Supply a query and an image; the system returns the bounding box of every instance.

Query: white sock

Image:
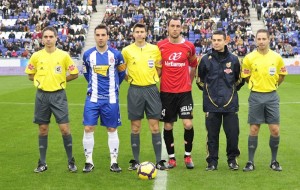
[185,152,191,156]
[108,130,119,165]
[83,131,94,164]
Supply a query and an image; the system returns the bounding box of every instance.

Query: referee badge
[55,65,62,74]
[148,59,154,68]
[269,67,276,76]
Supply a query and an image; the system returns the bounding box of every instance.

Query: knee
[183,120,193,130]
[60,124,70,136]
[150,126,160,134]
[131,125,141,134]
[38,125,49,136]
[270,128,280,137]
[249,127,259,136]
[107,127,117,133]
[164,123,173,130]
[84,126,95,133]
[61,128,70,136]
[39,128,48,136]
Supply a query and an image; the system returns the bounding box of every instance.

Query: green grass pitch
[0,75,299,190]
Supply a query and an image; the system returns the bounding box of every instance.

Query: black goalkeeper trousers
[205,112,240,166]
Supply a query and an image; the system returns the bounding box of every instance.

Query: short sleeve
[25,52,37,74]
[241,55,251,78]
[65,53,79,74]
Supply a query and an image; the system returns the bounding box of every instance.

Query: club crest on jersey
[226,62,231,68]
[109,57,115,64]
[224,62,232,74]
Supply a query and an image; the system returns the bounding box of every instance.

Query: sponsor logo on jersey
[69,65,75,71]
[280,67,287,73]
[180,105,193,115]
[28,63,35,70]
[243,69,250,74]
[93,65,110,76]
[168,52,182,61]
[164,61,186,67]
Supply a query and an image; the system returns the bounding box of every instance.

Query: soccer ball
[137,161,157,180]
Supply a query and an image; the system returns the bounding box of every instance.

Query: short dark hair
[256,29,270,38]
[94,24,109,34]
[167,17,182,26]
[42,26,57,37]
[212,30,226,40]
[132,23,147,32]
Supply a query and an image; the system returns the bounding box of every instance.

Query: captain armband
[117,63,126,72]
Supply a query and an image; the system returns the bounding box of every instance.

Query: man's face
[133,27,146,42]
[212,34,226,52]
[256,32,270,51]
[42,30,57,48]
[94,28,109,48]
[168,19,182,39]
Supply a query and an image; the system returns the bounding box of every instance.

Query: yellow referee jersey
[241,50,288,92]
[25,48,79,91]
[122,43,162,86]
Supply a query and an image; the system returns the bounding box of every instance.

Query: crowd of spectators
[1,0,300,59]
[102,0,300,57]
[260,0,300,57]
[101,0,257,56]
[0,0,91,59]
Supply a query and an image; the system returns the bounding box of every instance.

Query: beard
[170,33,180,39]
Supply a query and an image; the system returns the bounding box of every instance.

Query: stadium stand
[0,0,300,59]
[0,0,92,59]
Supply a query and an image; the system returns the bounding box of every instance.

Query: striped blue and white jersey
[82,47,125,103]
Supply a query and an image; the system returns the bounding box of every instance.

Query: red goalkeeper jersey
[158,38,197,93]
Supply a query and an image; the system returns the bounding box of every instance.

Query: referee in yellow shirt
[25,26,79,173]
[241,29,288,172]
[122,23,167,170]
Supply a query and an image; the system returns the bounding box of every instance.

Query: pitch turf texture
[0,75,299,190]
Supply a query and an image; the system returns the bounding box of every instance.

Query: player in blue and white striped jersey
[81,24,126,173]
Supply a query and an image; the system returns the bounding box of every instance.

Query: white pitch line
[153,127,168,190]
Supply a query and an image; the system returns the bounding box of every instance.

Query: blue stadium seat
[189,31,194,36]
[133,0,140,5]
[195,34,200,40]
[2,48,7,55]
[112,0,119,5]
[222,21,228,28]
[196,47,201,54]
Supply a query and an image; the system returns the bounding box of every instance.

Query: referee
[241,29,288,172]
[25,26,79,173]
[122,23,167,171]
